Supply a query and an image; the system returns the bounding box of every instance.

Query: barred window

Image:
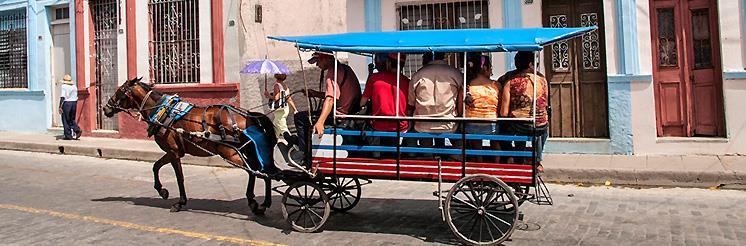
[0,9,27,89]
[148,0,200,84]
[397,1,489,76]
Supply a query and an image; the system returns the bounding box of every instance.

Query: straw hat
[61,74,73,85]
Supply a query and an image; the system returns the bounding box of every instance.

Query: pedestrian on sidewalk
[59,74,81,140]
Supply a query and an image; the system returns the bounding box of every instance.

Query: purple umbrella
[241,59,290,75]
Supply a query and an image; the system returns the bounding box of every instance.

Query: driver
[293,52,361,164]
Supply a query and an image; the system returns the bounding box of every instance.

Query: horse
[102,77,276,214]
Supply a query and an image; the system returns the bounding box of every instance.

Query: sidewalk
[1,131,744,188]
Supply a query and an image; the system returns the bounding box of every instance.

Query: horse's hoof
[248,200,264,215]
[158,189,169,200]
[254,205,267,215]
[170,203,182,212]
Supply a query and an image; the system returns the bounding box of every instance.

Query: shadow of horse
[92,195,460,245]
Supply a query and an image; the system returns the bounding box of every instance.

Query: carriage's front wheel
[281,181,330,233]
[444,175,519,245]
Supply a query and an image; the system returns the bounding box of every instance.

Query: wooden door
[650,0,724,137]
[543,0,609,138]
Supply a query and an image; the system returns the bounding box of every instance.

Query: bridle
[106,82,158,121]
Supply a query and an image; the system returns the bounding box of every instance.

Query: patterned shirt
[503,72,548,126]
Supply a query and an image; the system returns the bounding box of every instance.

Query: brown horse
[102,78,276,214]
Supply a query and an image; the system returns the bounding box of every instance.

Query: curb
[543,168,746,188]
[2,140,744,188]
[0,140,231,169]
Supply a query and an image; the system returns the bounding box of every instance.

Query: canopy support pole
[295,44,312,125]
[461,51,468,176]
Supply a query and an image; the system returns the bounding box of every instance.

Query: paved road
[0,150,744,246]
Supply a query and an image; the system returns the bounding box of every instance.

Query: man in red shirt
[359,53,409,158]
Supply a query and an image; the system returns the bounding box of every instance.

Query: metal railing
[148,0,200,84]
[396,0,489,77]
[0,9,27,89]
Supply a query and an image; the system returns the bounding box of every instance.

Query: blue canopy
[268,27,597,53]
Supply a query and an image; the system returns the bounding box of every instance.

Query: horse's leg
[169,158,188,212]
[260,177,272,209]
[153,154,172,199]
[246,173,264,215]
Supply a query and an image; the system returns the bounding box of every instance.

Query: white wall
[631,0,746,155]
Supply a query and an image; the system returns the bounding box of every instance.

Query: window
[0,9,27,89]
[55,7,70,20]
[396,1,489,76]
[148,0,200,84]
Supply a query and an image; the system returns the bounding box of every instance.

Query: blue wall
[0,0,72,133]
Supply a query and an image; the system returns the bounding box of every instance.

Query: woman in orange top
[465,54,500,162]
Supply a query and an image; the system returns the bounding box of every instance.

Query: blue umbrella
[241,59,290,75]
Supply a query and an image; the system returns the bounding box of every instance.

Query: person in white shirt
[59,74,81,140]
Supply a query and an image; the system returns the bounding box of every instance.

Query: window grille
[0,9,27,89]
[396,1,489,76]
[148,0,200,84]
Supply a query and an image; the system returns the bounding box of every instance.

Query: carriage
[261,27,597,245]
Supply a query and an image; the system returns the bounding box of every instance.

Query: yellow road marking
[0,204,283,246]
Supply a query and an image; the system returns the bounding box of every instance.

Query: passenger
[406,52,463,160]
[264,74,298,140]
[498,51,549,164]
[360,53,410,158]
[464,54,500,163]
[294,52,362,163]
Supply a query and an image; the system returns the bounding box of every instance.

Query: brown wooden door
[650,0,725,137]
[542,0,609,138]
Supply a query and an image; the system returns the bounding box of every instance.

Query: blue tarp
[268,27,597,53]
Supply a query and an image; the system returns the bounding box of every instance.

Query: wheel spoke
[466,212,480,240]
[483,215,495,242]
[458,213,478,232]
[484,212,505,239]
[485,211,513,227]
[308,207,324,220]
[306,209,318,227]
[452,196,478,209]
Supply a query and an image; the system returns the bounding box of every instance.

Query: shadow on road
[92,195,459,245]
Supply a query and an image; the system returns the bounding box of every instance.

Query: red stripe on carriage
[312,158,534,184]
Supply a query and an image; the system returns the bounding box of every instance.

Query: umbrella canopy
[241,59,291,75]
[268,27,597,53]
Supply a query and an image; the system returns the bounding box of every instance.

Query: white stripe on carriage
[316,167,533,180]
[314,161,533,173]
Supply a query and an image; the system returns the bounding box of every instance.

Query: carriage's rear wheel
[326,177,361,212]
[444,175,519,245]
[281,182,330,233]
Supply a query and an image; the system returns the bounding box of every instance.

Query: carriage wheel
[326,177,361,212]
[281,182,331,233]
[444,175,519,245]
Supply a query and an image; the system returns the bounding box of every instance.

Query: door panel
[51,24,71,128]
[650,0,724,137]
[543,0,609,138]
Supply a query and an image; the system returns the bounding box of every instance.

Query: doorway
[50,7,71,128]
[91,0,119,131]
[542,0,609,138]
[650,0,725,137]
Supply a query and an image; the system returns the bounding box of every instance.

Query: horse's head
[103,77,154,117]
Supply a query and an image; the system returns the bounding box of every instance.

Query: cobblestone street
[0,150,744,245]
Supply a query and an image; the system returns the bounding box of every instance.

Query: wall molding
[616,0,640,74]
[364,0,381,32]
[0,90,46,97]
[608,74,653,83]
[502,0,522,70]
[723,71,746,80]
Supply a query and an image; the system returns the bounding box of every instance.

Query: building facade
[0,0,74,133]
[348,0,746,155]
